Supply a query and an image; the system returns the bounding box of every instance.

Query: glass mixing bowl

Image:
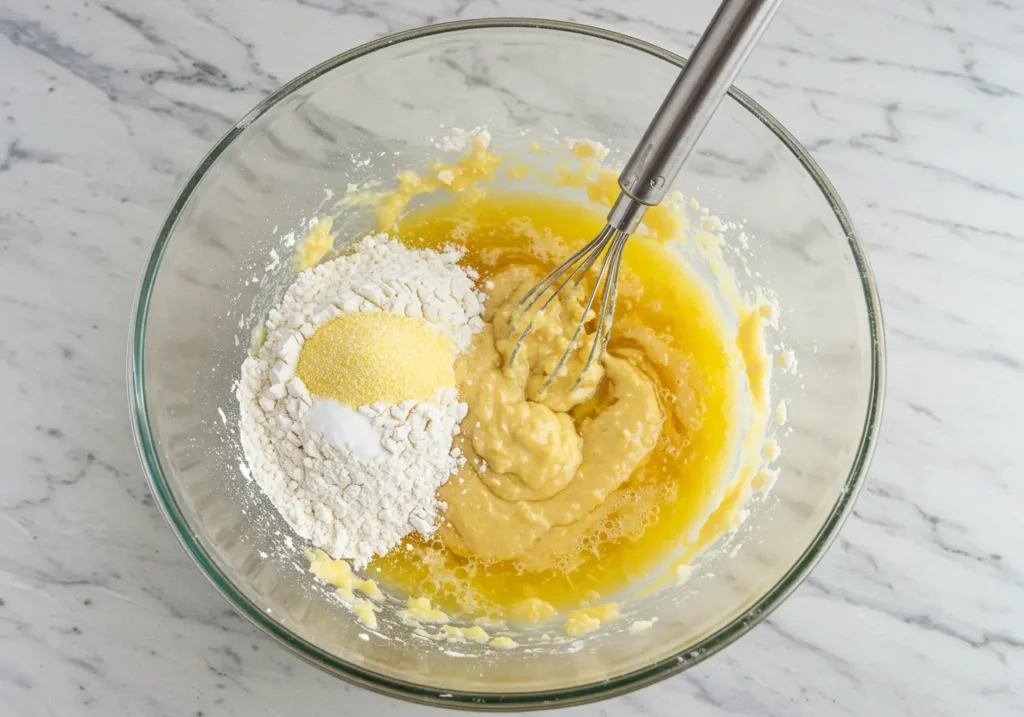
[128,19,884,709]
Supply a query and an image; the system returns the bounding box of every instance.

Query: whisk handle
[617,0,784,207]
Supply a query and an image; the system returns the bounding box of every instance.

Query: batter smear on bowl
[237,132,779,637]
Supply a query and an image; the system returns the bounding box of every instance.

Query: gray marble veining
[1,0,1022,715]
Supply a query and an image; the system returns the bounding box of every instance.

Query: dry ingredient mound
[237,233,486,567]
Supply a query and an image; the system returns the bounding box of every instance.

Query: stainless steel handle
[611,0,783,224]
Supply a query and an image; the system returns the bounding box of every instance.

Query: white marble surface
[2,0,1022,714]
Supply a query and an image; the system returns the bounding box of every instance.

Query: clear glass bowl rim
[127,17,886,711]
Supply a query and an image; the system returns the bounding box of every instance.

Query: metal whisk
[509,0,783,389]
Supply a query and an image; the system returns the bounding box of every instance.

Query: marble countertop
[2,0,1022,714]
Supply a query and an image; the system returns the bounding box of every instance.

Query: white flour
[237,233,485,567]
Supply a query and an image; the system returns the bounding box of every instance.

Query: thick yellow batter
[369,192,743,621]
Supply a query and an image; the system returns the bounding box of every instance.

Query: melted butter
[296,217,335,270]
[307,549,383,629]
[308,548,383,600]
[510,598,558,622]
[439,624,490,643]
[353,600,378,629]
[564,603,620,636]
[373,133,503,232]
[490,636,518,649]
[580,168,685,242]
[371,193,743,620]
[565,138,610,160]
[401,596,449,623]
[504,162,535,180]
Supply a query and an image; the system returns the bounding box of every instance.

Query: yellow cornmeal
[297,313,455,406]
[369,193,743,625]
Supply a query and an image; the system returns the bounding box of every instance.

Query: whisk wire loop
[506,224,632,390]
[573,231,628,387]
[506,226,617,367]
[540,228,625,390]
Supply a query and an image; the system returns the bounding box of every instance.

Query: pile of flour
[237,233,485,567]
